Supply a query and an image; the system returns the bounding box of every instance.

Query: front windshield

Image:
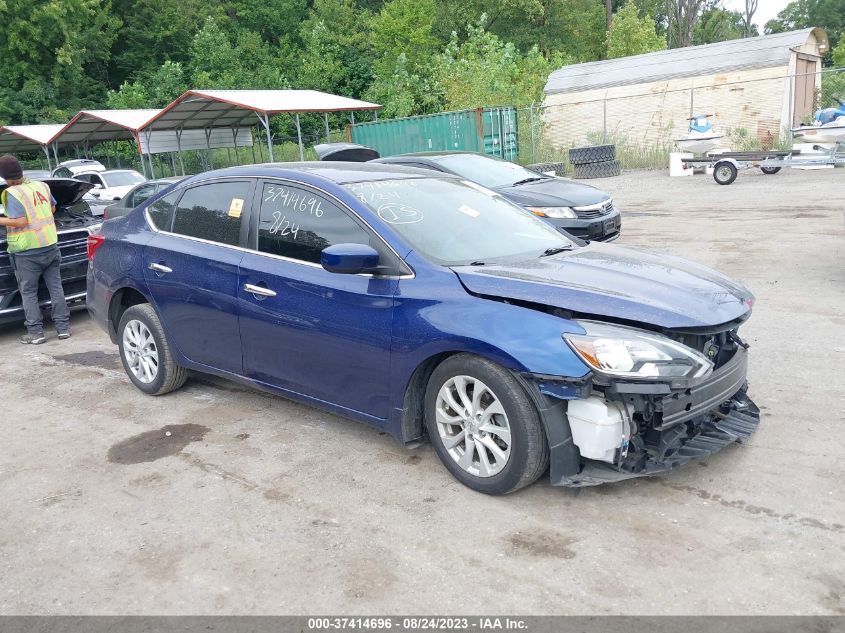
[429,154,549,189]
[103,171,146,187]
[345,178,573,266]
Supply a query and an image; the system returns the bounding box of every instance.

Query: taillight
[87,233,105,260]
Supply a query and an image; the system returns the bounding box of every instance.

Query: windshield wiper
[540,246,573,257]
[512,176,551,186]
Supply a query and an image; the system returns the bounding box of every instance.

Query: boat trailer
[681,142,845,185]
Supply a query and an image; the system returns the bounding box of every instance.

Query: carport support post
[232,128,241,166]
[295,113,304,161]
[205,127,214,170]
[42,146,52,171]
[324,113,330,143]
[259,113,274,163]
[176,129,186,176]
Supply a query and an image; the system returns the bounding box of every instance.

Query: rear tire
[424,354,548,495]
[117,304,188,396]
[761,166,781,175]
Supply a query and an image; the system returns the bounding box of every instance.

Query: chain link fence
[518,66,845,170]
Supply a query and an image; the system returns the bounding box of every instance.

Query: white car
[72,169,147,203]
[51,159,106,178]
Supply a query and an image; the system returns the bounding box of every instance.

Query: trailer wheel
[761,166,781,175]
[714,161,738,185]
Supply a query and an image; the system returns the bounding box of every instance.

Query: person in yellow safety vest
[0,155,71,345]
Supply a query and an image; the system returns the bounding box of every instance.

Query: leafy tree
[693,1,750,44]
[766,0,845,54]
[106,81,150,109]
[365,0,443,116]
[833,38,845,66]
[0,0,121,122]
[109,0,210,86]
[435,16,562,110]
[295,0,374,97]
[666,0,707,48]
[606,1,666,58]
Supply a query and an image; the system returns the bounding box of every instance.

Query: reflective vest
[1,179,57,254]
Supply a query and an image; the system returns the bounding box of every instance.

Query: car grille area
[573,199,614,219]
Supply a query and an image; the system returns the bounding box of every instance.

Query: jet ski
[675,115,722,154]
[792,97,845,145]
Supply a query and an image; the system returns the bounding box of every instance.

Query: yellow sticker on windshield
[228,198,244,218]
[458,204,480,218]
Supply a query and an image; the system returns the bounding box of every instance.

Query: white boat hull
[792,125,845,145]
[675,136,722,154]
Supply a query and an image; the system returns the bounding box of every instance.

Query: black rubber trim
[659,348,748,428]
[512,372,582,484]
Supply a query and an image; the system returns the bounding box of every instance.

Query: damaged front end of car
[522,318,760,487]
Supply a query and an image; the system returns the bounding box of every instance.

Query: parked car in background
[23,170,52,180]
[87,163,757,494]
[104,177,184,220]
[1,178,101,325]
[316,145,622,242]
[73,169,147,203]
[51,159,106,178]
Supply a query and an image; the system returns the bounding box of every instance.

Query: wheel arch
[107,285,152,343]
[397,343,533,444]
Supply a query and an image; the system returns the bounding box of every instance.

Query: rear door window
[256,181,374,264]
[130,183,158,207]
[146,191,180,230]
[171,180,252,247]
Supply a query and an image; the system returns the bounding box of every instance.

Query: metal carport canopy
[149,89,382,161]
[56,109,161,145]
[0,124,65,167]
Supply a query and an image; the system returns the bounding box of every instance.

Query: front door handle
[244,283,277,298]
[149,262,173,274]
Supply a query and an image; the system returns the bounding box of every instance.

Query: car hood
[494,177,609,208]
[451,244,754,329]
[1,178,93,208]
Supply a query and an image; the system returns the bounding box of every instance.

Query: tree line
[0,0,843,136]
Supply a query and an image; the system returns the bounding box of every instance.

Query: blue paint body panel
[87,163,754,444]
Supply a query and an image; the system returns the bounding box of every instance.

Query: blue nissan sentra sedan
[86,163,759,494]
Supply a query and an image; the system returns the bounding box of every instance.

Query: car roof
[381,151,481,159]
[181,161,458,187]
[57,159,104,168]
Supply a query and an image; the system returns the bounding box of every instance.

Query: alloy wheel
[435,375,512,477]
[122,319,159,384]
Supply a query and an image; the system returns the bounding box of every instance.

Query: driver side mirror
[321,243,380,275]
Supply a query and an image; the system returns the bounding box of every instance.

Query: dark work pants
[10,247,70,335]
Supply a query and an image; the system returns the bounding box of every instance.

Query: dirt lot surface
[1,167,843,615]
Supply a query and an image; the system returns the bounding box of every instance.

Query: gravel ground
[0,167,843,615]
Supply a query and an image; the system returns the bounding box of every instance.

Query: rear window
[171,181,251,247]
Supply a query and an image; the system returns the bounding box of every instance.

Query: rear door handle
[244,283,277,298]
[149,262,172,274]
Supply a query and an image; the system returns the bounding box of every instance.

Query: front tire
[117,304,188,396]
[424,354,549,494]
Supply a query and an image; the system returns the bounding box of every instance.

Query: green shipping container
[348,107,518,160]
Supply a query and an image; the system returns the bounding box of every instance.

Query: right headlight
[526,206,577,219]
[564,321,713,380]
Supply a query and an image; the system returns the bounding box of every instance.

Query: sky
[721,0,792,29]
